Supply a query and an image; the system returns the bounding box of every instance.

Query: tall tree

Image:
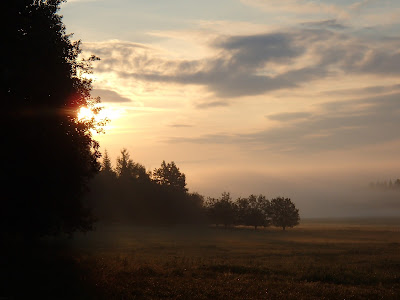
[268,197,300,231]
[101,150,116,177]
[115,148,148,181]
[116,148,135,179]
[2,0,102,237]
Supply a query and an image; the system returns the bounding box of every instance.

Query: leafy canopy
[2,0,103,237]
[269,197,300,230]
[152,161,188,192]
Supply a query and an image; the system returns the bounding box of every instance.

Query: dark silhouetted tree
[116,148,148,182]
[206,193,237,228]
[369,179,400,191]
[131,163,149,182]
[101,149,116,178]
[152,161,187,193]
[2,0,102,238]
[268,197,300,231]
[109,149,150,221]
[86,150,119,221]
[395,179,400,189]
[116,148,135,179]
[237,195,270,230]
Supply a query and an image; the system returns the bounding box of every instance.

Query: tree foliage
[206,193,237,228]
[88,150,206,224]
[2,0,102,237]
[204,194,300,230]
[237,195,270,229]
[152,161,187,193]
[100,149,116,180]
[116,149,149,182]
[116,148,135,179]
[369,178,400,191]
[268,197,300,230]
[87,150,301,229]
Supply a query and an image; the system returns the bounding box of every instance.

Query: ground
[2,218,400,299]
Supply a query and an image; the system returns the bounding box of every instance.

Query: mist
[189,168,400,218]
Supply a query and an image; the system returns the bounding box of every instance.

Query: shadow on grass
[0,239,98,300]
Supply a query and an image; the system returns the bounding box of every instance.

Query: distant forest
[86,149,300,230]
[369,179,400,191]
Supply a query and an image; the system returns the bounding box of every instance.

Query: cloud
[301,19,347,30]
[92,32,311,97]
[195,100,230,109]
[82,40,157,75]
[213,32,304,66]
[321,84,400,97]
[169,124,194,128]
[240,0,346,17]
[91,88,132,103]
[358,51,400,75]
[64,0,99,3]
[246,94,400,152]
[350,0,379,12]
[167,93,400,153]
[85,28,400,99]
[240,0,394,24]
[266,112,312,121]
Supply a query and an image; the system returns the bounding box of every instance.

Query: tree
[116,148,135,179]
[152,161,187,193]
[206,193,237,228]
[2,0,102,238]
[268,197,300,231]
[116,148,149,182]
[395,179,400,189]
[131,163,149,183]
[237,195,270,230]
[101,150,116,178]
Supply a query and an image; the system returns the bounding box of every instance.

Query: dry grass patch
[63,220,400,299]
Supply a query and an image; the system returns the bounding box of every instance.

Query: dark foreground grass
[2,219,400,299]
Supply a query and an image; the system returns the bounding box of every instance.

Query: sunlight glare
[77,107,95,121]
[77,105,122,135]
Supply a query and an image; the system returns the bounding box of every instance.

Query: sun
[77,105,121,134]
[78,106,120,122]
[77,107,95,121]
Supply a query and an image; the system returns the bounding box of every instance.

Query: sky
[61,0,400,217]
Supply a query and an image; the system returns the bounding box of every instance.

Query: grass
[2,219,400,299]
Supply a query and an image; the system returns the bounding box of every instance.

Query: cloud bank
[92,88,132,103]
[168,92,400,153]
[86,26,400,99]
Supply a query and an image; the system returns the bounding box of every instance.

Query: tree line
[206,193,299,231]
[87,149,204,225]
[369,179,400,191]
[87,149,300,230]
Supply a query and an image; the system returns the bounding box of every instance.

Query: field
[3,219,400,299]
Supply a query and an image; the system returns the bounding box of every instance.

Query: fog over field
[188,169,399,218]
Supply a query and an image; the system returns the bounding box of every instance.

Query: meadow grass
[65,219,400,299]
